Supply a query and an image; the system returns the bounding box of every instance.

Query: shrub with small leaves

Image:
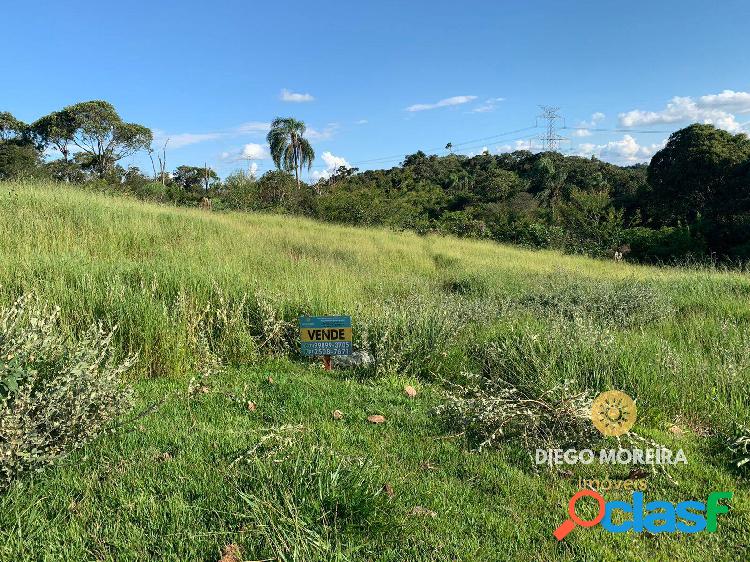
[436,373,598,453]
[0,295,134,487]
[254,292,296,356]
[437,365,675,480]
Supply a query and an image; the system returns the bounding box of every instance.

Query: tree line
[0,101,151,182]
[2,100,749,263]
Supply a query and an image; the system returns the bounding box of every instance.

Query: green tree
[317,165,359,191]
[0,112,39,179]
[123,166,150,188]
[403,151,428,167]
[647,124,750,224]
[45,159,86,183]
[0,112,28,141]
[221,170,258,210]
[256,170,297,206]
[65,101,152,178]
[266,117,315,189]
[172,165,220,195]
[555,189,624,257]
[31,110,77,162]
[531,155,567,207]
[0,143,41,180]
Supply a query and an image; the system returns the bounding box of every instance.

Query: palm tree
[266,117,315,189]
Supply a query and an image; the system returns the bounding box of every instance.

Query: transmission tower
[536,106,567,152]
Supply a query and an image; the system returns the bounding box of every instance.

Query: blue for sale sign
[299,315,352,356]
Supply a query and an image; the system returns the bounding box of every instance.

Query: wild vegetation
[2,102,749,264]
[0,182,748,560]
[0,295,134,486]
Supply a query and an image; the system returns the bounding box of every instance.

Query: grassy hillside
[1,181,749,561]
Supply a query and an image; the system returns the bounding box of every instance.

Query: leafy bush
[515,221,565,249]
[220,170,259,211]
[435,211,489,238]
[554,189,625,258]
[437,374,597,452]
[128,180,168,202]
[625,226,706,263]
[316,189,388,226]
[0,142,42,180]
[730,428,750,471]
[0,295,134,487]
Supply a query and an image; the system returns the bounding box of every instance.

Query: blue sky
[3,0,750,179]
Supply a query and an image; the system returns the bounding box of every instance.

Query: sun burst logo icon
[591,390,636,436]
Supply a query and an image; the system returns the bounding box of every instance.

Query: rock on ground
[332,350,374,369]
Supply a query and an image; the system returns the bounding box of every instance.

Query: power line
[306,125,540,169]
[441,134,539,156]
[256,111,674,175]
[338,123,669,168]
[435,126,537,149]
[563,126,672,134]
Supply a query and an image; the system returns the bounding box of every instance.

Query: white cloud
[280,88,315,102]
[240,143,268,160]
[573,112,606,136]
[321,151,349,169]
[618,91,750,133]
[153,131,224,149]
[306,123,339,141]
[220,143,269,162]
[698,90,750,113]
[405,95,477,112]
[496,139,537,153]
[464,146,492,157]
[249,162,259,177]
[471,97,506,113]
[471,146,489,155]
[466,140,537,156]
[577,135,665,163]
[153,121,270,151]
[512,139,535,151]
[234,121,271,134]
[355,119,368,125]
[311,151,350,180]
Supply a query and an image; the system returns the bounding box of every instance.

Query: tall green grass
[1,180,748,430]
[1,181,750,560]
